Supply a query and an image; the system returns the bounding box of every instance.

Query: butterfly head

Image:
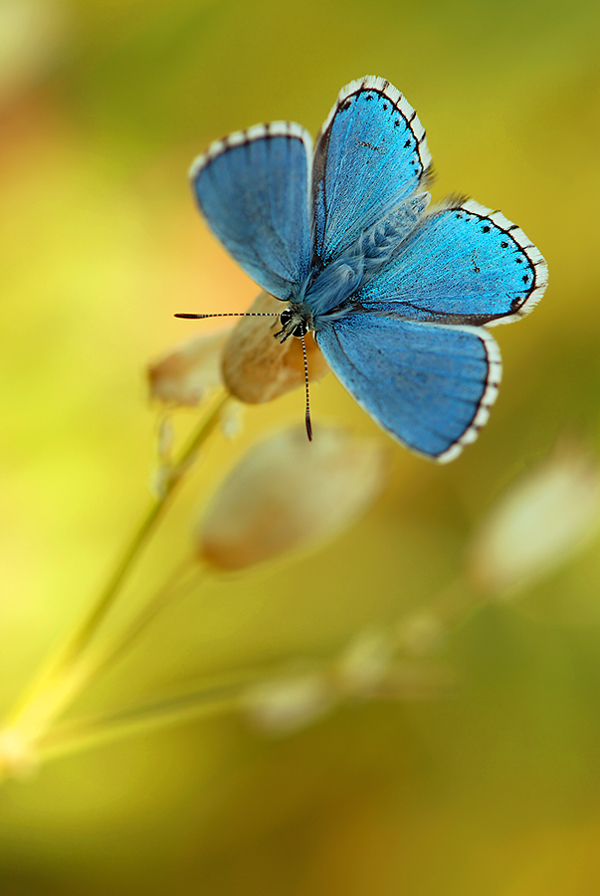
[274,303,314,343]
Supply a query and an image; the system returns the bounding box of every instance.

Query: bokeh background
[2,0,600,893]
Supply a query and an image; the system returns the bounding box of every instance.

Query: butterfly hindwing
[190,123,313,302]
[315,314,501,462]
[312,77,432,265]
[356,199,548,325]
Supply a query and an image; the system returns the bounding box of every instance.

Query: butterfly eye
[279,308,308,338]
[279,308,293,327]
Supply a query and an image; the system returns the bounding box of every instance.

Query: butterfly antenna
[301,334,313,442]
[174,312,280,320]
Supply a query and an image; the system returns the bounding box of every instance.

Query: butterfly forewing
[312,77,432,266]
[190,123,313,302]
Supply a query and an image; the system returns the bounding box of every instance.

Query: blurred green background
[2,0,600,893]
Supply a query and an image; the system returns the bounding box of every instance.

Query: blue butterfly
[183,76,548,462]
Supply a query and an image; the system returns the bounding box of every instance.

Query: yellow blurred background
[2,0,600,893]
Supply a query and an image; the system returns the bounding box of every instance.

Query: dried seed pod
[198,424,389,570]
[148,328,230,407]
[468,444,600,595]
[221,291,329,404]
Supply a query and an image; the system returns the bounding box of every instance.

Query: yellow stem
[35,666,286,763]
[77,559,204,693]
[1,393,228,751]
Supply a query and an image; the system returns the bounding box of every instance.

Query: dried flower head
[334,630,393,696]
[148,328,230,407]
[242,673,335,734]
[198,424,389,570]
[468,444,600,595]
[221,291,329,404]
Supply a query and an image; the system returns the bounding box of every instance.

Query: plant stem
[1,392,228,746]
[50,393,228,676]
[78,560,203,693]
[35,666,284,762]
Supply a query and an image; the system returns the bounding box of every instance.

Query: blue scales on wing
[355,200,549,326]
[303,193,430,317]
[190,123,313,302]
[315,315,502,462]
[312,76,432,265]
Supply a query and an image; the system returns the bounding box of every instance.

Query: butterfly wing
[312,76,432,264]
[190,123,313,302]
[316,314,501,462]
[355,200,548,325]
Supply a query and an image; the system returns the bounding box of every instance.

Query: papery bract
[221,291,329,404]
[468,445,600,594]
[198,424,389,570]
[148,329,230,407]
